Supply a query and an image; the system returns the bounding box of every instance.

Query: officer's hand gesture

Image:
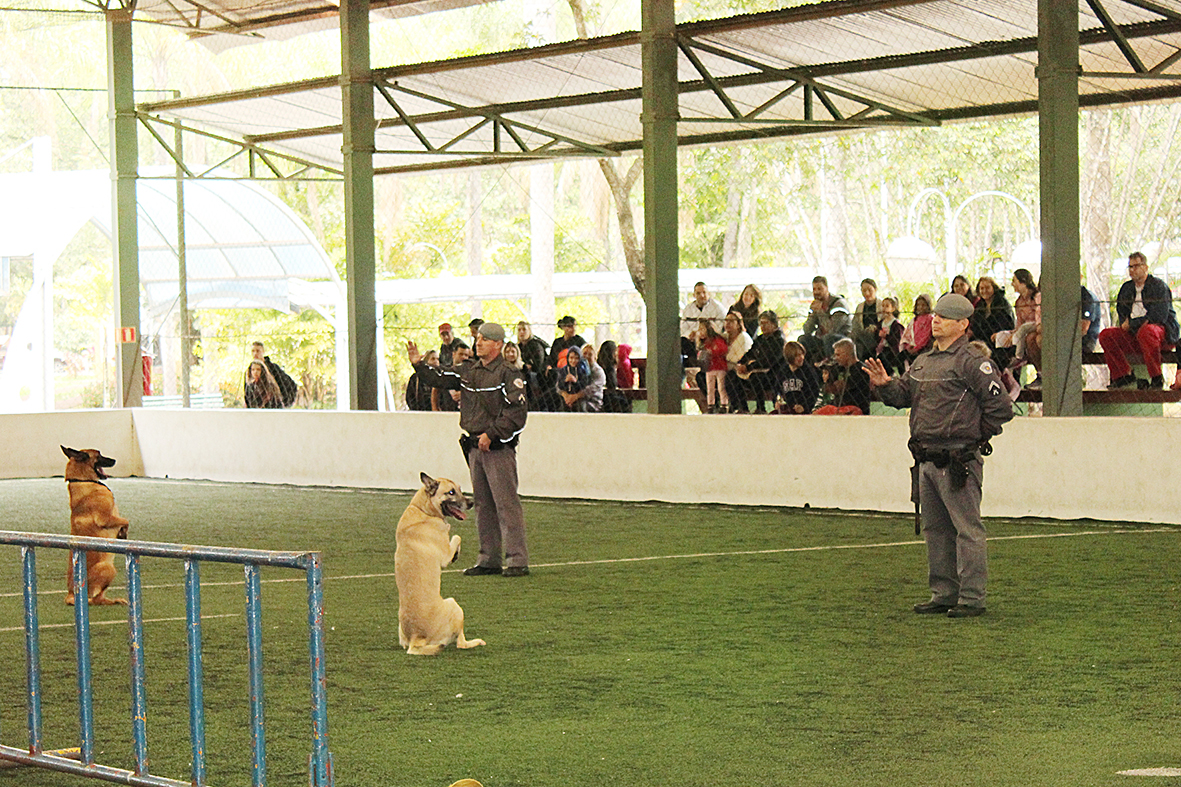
[406,340,422,365]
[863,357,891,387]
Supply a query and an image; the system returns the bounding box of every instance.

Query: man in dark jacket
[1099,251,1180,389]
[407,323,531,577]
[244,341,297,407]
[736,310,788,414]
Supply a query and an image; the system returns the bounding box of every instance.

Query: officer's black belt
[908,441,980,491]
[459,433,519,455]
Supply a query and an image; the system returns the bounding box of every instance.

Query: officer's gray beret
[933,293,974,320]
[478,322,506,342]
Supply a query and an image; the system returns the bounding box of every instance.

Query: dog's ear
[62,446,84,460]
[420,472,439,495]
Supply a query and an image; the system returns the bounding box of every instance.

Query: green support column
[641,0,681,414]
[1038,0,1083,417]
[107,8,142,407]
[341,0,378,411]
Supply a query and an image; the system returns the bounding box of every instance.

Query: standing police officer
[864,294,1013,618]
[407,322,531,577]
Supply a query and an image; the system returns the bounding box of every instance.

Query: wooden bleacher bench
[622,358,707,406]
[1017,350,1181,404]
[140,392,225,409]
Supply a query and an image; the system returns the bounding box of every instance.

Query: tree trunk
[598,157,645,296]
[1081,109,1112,309]
[820,141,849,292]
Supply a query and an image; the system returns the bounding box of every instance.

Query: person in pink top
[899,293,934,369]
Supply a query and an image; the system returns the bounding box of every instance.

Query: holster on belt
[907,439,989,535]
[459,433,520,464]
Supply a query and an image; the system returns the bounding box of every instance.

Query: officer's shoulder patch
[980,360,994,376]
[513,377,525,389]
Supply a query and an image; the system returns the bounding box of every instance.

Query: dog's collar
[66,479,108,489]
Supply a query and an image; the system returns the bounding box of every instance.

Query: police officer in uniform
[407,322,531,577]
[864,294,1013,618]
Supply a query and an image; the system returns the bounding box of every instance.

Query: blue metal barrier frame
[0,530,334,787]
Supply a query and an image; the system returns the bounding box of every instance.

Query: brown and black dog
[395,473,485,655]
[62,446,129,606]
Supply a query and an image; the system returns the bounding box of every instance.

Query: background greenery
[3,2,1181,409]
[0,477,1176,787]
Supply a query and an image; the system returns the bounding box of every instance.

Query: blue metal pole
[72,549,95,766]
[244,563,267,787]
[184,559,207,787]
[305,554,333,787]
[126,554,149,776]
[22,546,42,755]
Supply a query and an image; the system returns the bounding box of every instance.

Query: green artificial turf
[0,478,1177,787]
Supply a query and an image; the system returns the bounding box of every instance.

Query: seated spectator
[736,310,787,414]
[969,276,1016,364]
[874,296,905,375]
[813,338,871,416]
[1081,285,1102,353]
[616,343,635,389]
[722,311,755,413]
[774,341,821,415]
[799,275,852,363]
[681,282,727,369]
[995,268,1040,355]
[545,316,585,409]
[728,284,762,338]
[950,274,978,305]
[405,349,439,411]
[696,318,730,413]
[1100,251,1179,389]
[580,343,606,412]
[557,346,591,412]
[516,321,550,410]
[900,293,934,367]
[596,341,631,412]
[850,278,882,363]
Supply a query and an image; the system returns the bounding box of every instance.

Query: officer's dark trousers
[467,446,528,569]
[918,457,987,608]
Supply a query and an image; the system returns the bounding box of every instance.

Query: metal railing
[0,530,333,787]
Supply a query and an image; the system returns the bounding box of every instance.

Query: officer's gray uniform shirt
[878,334,1013,448]
[415,355,527,443]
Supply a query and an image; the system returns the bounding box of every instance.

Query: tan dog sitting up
[61,446,129,606]
[395,473,485,656]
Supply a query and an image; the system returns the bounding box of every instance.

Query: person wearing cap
[407,322,531,577]
[437,323,468,368]
[864,293,1013,619]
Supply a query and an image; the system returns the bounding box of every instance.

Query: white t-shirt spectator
[681,299,727,339]
[726,331,754,366]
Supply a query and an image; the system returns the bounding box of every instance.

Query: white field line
[0,613,238,634]
[0,526,1172,600]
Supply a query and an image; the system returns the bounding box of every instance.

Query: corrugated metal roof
[137,0,1181,176]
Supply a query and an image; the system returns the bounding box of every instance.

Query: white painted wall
[1,409,1176,525]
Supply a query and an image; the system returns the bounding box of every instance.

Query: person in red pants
[1099,251,1179,389]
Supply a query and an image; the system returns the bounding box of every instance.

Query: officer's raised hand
[863,357,891,387]
[406,340,422,365]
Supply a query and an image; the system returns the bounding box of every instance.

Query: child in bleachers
[697,318,731,413]
[875,296,905,374]
[899,293,934,369]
